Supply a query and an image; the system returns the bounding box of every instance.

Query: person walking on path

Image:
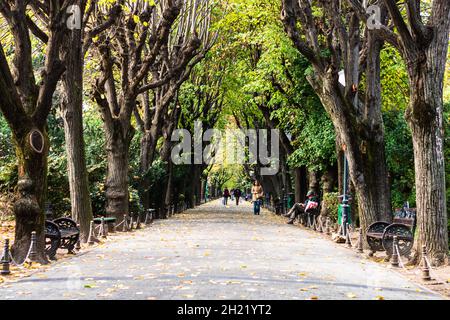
[251,181,264,215]
[234,188,242,206]
[223,188,230,206]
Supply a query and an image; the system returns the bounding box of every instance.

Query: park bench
[93,216,117,232]
[300,205,321,229]
[366,206,416,257]
[295,199,321,229]
[45,218,80,260]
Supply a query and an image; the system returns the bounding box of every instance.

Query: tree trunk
[61,24,93,242]
[308,170,320,194]
[281,0,391,239]
[379,0,450,267]
[407,53,448,265]
[138,114,163,211]
[187,165,200,208]
[293,166,307,203]
[139,132,152,211]
[320,165,337,218]
[164,161,173,208]
[105,121,132,220]
[315,75,391,235]
[336,138,344,196]
[12,130,49,263]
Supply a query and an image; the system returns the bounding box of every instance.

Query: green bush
[322,192,339,222]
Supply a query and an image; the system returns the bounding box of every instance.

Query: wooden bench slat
[93,217,117,223]
[367,232,383,238]
[60,230,79,237]
[393,218,414,226]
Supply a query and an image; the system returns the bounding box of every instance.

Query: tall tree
[92,0,191,220]
[136,0,215,211]
[0,0,70,262]
[281,0,392,236]
[378,0,449,265]
[59,0,94,242]
[60,0,122,240]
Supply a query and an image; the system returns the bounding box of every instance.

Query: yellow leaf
[375,295,385,300]
[309,296,319,300]
[346,293,357,299]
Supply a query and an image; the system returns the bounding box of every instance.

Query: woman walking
[223,188,230,206]
[251,180,264,215]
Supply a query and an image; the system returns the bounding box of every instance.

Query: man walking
[223,188,230,206]
[234,188,242,205]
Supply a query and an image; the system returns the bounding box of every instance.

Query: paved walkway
[0,200,443,300]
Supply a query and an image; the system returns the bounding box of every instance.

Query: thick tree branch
[26,15,49,43]
[0,43,31,138]
[382,0,415,51]
[281,0,321,67]
[405,0,433,45]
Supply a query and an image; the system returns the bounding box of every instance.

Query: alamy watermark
[66,5,81,30]
[171,121,280,176]
[366,5,382,30]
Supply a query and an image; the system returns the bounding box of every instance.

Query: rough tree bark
[380,0,449,265]
[12,130,49,263]
[60,0,93,240]
[308,170,320,194]
[104,118,134,220]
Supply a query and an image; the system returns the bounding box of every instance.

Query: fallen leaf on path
[17,291,32,295]
[346,293,357,299]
